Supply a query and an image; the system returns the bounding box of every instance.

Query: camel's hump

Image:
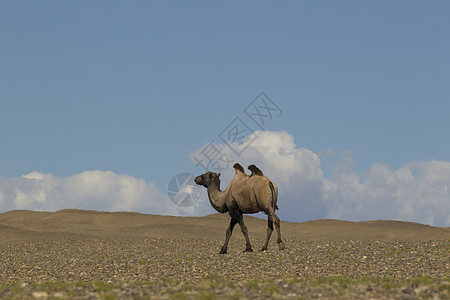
[233,163,246,173]
[248,164,264,176]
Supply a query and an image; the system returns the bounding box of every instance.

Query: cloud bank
[1,131,449,227]
[0,171,184,215]
[190,131,450,227]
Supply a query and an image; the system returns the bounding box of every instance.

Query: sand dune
[0,209,449,243]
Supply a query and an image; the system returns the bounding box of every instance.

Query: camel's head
[194,171,221,188]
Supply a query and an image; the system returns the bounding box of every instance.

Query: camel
[194,163,284,254]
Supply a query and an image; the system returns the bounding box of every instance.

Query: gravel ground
[0,238,448,299]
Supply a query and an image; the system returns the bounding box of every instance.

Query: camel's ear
[217,173,221,177]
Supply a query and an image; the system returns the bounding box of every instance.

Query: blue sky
[1,1,449,226]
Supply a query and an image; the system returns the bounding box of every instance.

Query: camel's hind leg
[220,218,238,254]
[260,218,273,251]
[268,212,285,250]
[238,216,253,252]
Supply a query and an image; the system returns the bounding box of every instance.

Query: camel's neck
[207,181,228,213]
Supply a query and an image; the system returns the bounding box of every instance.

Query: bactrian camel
[195,163,284,254]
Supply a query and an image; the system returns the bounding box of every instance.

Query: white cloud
[323,156,450,227]
[191,131,328,221]
[190,130,450,227]
[0,171,190,216]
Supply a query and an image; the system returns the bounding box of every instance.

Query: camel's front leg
[220,218,238,254]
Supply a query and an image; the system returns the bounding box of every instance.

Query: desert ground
[0,209,449,299]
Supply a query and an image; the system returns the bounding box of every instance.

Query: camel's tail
[269,181,279,210]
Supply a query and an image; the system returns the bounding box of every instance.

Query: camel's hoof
[243,248,253,253]
[278,242,285,251]
[259,247,268,252]
[219,248,227,254]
